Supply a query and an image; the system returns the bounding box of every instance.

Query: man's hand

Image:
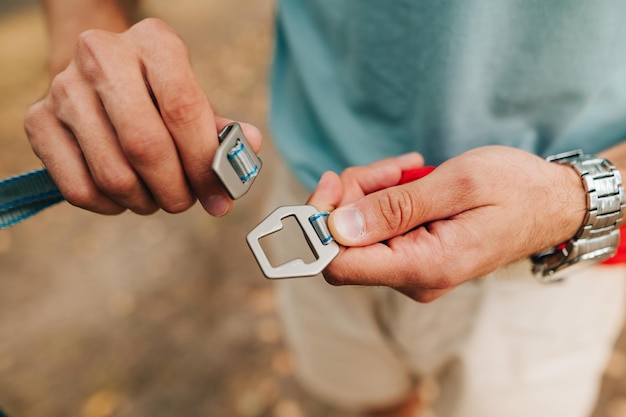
[308,146,587,302]
[24,18,262,216]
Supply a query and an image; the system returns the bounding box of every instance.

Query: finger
[328,159,481,246]
[75,26,195,214]
[24,101,126,215]
[395,287,451,304]
[47,66,159,214]
[323,238,452,303]
[322,229,455,302]
[132,19,226,214]
[339,153,425,205]
[325,207,509,294]
[306,171,343,212]
[307,154,425,215]
[388,152,424,172]
[132,20,264,217]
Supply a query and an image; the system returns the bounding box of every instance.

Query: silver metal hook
[212,122,262,199]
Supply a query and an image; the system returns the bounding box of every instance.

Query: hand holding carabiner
[247,153,428,279]
[24,19,262,217]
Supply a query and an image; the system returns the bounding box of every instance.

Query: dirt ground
[0,2,625,417]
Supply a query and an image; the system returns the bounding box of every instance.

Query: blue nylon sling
[0,168,64,229]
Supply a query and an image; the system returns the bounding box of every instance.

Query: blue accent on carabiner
[309,212,329,222]
[308,211,334,245]
[227,140,260,182]
[0,169,64,229]
[319,235,333,245]
[227,141,245,160]
[239,165,259,182]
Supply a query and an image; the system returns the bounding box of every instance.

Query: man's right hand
[24,18,262,217]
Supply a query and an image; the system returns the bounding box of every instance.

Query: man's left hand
[308,146,587,302]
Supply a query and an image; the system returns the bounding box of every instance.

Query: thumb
[328,183,427,246]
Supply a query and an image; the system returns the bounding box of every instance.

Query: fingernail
[332,206,365,241]
[205,195,230,217]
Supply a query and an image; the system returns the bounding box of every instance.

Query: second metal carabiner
[212,122,262,199]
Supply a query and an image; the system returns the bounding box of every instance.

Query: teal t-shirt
[270,0,626,190]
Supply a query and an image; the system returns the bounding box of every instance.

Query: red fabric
[398,166,436,185]
[398,167,626,265]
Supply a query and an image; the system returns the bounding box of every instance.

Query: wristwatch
[531,149,625,282]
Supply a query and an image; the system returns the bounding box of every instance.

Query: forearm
[42,0,139,76]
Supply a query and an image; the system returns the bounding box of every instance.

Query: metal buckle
[212,122,262,199]
[246,205,340,279]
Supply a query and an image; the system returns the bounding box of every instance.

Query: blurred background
[0,2,625,417]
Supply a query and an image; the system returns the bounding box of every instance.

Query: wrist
[532,150,625,281]
[548,159,589,244]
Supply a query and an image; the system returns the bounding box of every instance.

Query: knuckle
[376,188,416,232]
[23,102,48,138]
[445,155,484,201]
[133,18,173,36]
[340,166,368,190]
[121,128,168,164]
[160,89,206,127]
[75,29,118,80]
[90,169,159,216]
[62,182,101,209]
[410,290,441,304]
[48,71,74,102]
[134,17,168,31]
[455,175,481,201]
[94,168,139,199]
[322,263,352,286]
[341,166,361,181]
[322,272,347,287]
[131,18,189,54]
[46,72,83,119]
[24,103,59,163]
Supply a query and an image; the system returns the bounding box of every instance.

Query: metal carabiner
[212,122,262,199]
[246,205,340,279]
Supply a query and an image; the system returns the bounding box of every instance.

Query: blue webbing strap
[0,168,64,229]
